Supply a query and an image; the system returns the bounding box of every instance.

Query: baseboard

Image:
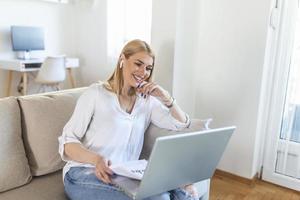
[214,169,258,186]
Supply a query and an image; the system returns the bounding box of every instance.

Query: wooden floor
[210,174,300,200]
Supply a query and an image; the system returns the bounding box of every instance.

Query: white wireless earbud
[120,61,123,68]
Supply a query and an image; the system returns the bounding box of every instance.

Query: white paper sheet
[110,159,148,180]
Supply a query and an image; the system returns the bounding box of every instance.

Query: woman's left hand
[136,82,172,105]
[137,81,187,123]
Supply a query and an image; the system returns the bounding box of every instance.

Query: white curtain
[107,0,152,66]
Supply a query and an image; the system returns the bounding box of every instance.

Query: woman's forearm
[64,143,101,165]
[169,102,188,123]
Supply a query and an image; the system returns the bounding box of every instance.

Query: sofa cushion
[18,88,86,176]
[0,170,66,200]
[140,119,211,160]
[0,97,31,192]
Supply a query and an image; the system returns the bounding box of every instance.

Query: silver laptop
[111,126,235,200]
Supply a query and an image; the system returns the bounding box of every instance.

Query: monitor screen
[11,26,45,52]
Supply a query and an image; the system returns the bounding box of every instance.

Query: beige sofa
[0,87,210,200]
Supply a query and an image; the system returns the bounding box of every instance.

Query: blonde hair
[105,39,155,96]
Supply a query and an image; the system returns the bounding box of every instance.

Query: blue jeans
[64,167,197,200]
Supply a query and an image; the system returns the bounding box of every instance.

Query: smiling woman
[105,39,156,114]
[58,39,197,200]
[105,40,155,96]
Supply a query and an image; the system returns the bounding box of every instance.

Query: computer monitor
[11,26,45,59]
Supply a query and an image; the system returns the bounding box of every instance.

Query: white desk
[0,57,79,96]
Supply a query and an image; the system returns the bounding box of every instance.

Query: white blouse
[58,83,190,179]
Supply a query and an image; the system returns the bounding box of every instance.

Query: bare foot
[183,184,199,199]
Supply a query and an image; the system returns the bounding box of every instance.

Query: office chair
[35,55,66,93]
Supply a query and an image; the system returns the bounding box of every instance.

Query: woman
[58,39,198,200]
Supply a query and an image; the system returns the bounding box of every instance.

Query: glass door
[276,28,300,180]
[262,0,300,191]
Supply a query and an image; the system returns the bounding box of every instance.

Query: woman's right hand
[94,155,113,184]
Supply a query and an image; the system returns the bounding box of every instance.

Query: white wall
[152,0,273,179]
[151,0,177,92]
[0,0,77,97]
[172,0,201,116]
[193,0,272,178]
[71,0,111,86]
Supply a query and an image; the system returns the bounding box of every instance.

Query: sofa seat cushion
[0,170,67,200]
[0,97,31,192]
[18,88,86,176]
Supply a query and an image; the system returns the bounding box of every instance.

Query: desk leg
[22,72,28,96]
[67,68,76,88]
[6,70,13,97]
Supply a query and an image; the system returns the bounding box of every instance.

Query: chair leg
[36,83,61,94]
[55,84,60,91]
[37,84,44,93]
[47,85,53,92]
